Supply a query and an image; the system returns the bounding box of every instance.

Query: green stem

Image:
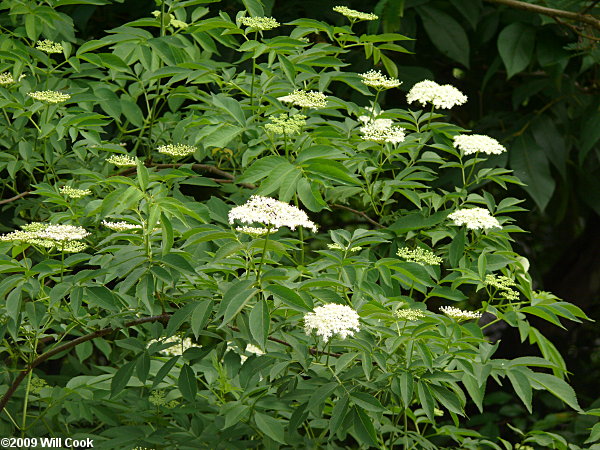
[255,229,271,284]
[21,364,34,435]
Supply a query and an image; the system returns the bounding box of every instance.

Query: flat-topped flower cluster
[228,195,317,232]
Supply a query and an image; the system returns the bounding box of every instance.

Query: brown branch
[115,163,256,189]
[332,204,383,228]
[0,313,170,413]
[0,191,30,205]
[554,16,600,41]
[485,0,600,31]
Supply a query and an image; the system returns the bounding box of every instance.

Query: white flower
[147,335,196,356]
[448,207,501,230]
[157,143,196,157]
[102,220,142,231]
[304,303,360,341]
[397,247,442,265]
[264,114,306,135]
[228,195,317,232]
[360,119,405,144]
[407,80,467,109]
[36,40,63,54]
[359,70,401,90]
[333,6,378,21]
[60,186,91,199]
[239,16,280,30]
[395,308,426,320]
[278,90,328,108]
[440,306,482,321]
[37,224,90,241]
[245,344,264,355]
[28,90,70,103]
[235,226,278,236]
[106,154,136,167]
[0,72,15,85]
[1,223,90,250]
[453,134,506,155]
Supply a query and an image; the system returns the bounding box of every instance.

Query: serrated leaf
[497,23,536,78]
[178,364,197,402]
[254,412,285,444]
[249,299,269,348]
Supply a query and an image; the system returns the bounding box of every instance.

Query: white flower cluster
[264,114,306,135]
[235,226,278,236]
[151,11,188,28]
[359,116,405,145]
[395,308,426,321]
[0,72,14,85]
[397,247,443,266]
[440,306,482,321]
[304,303,360,341]
[448,207,501,230]
[407,80,467,109]
[28,90,71,103]
[453,134,506,156]
[327,243,362,252]
[148,335,196,356]
[102,220,142,231]
[485,274,519,300]
[245,344,264,356]
[278,90,328,108]
[239,16,280,30]
[106,154,136,167]
[333,6,378,21]
[157,143,196,157]
[36,40,63,54]
[228,195,317,232]
[359,70,401,90]
[1,223,89,252]
[60,186,91,199]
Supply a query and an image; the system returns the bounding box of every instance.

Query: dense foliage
[0,0,598,448]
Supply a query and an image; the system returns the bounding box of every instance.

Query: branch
[485,0,600,31]
[0,191,30,205]
[115,163,256,189]
[0,313,170,413]
[332,204,383,228]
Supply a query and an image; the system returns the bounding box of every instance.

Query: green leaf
[585,422,600,444]
[329,394,349,434]
[266,284,312,312]
[308,382,338,415]
[350,392,386,412]
[389,210,449,234]
[152,356,180,389]
[462,373,484,413]
[178,364,197,402]
[532,372,581,411]
[510,134,555,211]
[352,406,378,446]
[111,361,136,397]
[136,352,151,383]
[86,286,119,311]
[223,403,250,429]
[220,280,258,326]
[254,412,285,444]
[166,303,196,337]
[249,299,269,348]
[242,0,264,16]
[297,177,328,212]
[305,160,361,186]
[418,5,470,67]
[506,367,533,413]
[417,381,435,421]
[430,384,464,416]
[497,23,536,78]
[448,228,465,266]
[191,299,214,338]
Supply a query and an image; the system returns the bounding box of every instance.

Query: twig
[115,163,256,189]
[0,191,30,205]
[0,313,170,413]
[332,203,383,228]
[485,0,600,31]
[554,16,600,41]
